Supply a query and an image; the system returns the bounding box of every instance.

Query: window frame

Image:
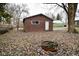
[31,20,40,25]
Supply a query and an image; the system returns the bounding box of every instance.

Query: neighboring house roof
[75,20,79,22]
[53,20,63,23]
[23,14,53,23]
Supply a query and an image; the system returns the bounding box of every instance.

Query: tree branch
[55,3,64,8]
[56,3,68,15]
[43,3,68,15]
[62,3,68,15]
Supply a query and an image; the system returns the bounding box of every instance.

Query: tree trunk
[16,19,19,31]
[68,3,78,33]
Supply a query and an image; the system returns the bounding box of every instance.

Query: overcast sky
[17,3,79,21]
[26,3,79,16]
[27,3,62,16]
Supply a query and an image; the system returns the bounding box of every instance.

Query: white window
[31,20,40,25]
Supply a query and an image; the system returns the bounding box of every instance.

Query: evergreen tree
[56,14,62,20]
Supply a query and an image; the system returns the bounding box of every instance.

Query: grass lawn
[53,23,64,28]
[75,27,79,33]
[53,23,66,30]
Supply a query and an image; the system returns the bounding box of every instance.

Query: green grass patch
[53,23,64,27]
[75,27,79,33]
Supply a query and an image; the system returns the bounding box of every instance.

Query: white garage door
[45,21,49,30]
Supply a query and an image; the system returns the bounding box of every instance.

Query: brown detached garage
[23,14,53,32]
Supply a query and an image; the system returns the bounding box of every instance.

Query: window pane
[31,20,40,25]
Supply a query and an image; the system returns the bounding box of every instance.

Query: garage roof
[23,14,53,23]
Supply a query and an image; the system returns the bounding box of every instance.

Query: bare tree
[68,3,78,32]
[56,3,78,33]
[44,3,78,33]
[5,3,29,30]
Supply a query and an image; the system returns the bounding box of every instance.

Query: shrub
[41,41,58,52]
[8,26,13,30]
[0,27,8,34]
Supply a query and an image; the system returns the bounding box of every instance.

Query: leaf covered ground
[0,30,79,56]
